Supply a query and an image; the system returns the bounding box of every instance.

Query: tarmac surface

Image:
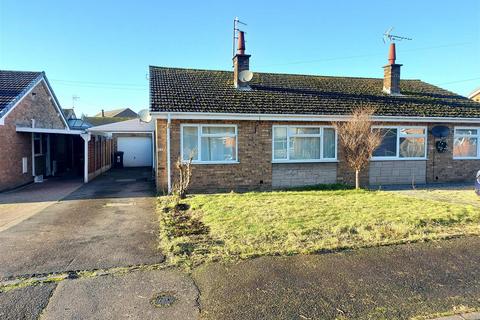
[193,236,480,320]
[0,167,163,280]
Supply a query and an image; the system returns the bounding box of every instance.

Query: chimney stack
[233,31,251,89]
[383,43,402,95]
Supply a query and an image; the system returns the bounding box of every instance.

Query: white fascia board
[150,111,480,124]
[16,126,84,135]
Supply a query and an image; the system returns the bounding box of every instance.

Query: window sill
[453,157,480,160]
[370,157,427,161]
[186,161,240,165]
[272,160,339,164]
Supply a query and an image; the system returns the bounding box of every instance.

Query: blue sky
[1,0,479,117]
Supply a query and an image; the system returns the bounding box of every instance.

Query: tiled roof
[83,116,134,126]
[150,66,480,118]
[0,70,43,116]
[94,108,138,118]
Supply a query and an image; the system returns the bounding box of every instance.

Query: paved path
[193,236,480,320]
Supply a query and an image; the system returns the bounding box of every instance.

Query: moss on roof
[150,66,480,118]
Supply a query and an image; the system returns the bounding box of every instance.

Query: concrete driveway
[0,167,163,280]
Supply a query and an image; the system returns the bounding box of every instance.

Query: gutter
[150,111,480,124]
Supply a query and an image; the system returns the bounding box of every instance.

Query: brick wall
[426,123,480,183]
[272,163,337,188]
[0,81,66,191]
[169,120,272,193]
[369,160,426,185]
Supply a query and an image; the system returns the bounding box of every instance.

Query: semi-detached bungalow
[150,32,480,193]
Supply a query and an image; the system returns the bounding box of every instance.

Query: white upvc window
[372,126,427,160]
[181,124,238,164]
[272,125,337,162]
[453,127,480,159]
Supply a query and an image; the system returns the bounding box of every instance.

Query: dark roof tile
[149,66,480,118]
[0,70,43,115]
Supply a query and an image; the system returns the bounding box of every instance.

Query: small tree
[172,155,193,199]
[334,107,382,189]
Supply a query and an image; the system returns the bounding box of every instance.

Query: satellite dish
[431,126,450,138]
[138,109,152,123]
[238,70,253,83]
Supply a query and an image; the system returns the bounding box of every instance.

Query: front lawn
[158,188,480,266]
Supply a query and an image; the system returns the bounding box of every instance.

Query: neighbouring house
[83,116,134,127]
[0,70,112,192]
[88,119,154,168]
[469,88,480,102]
[149,31,480,193]
[83,108,138,127]
[94,108,138,118]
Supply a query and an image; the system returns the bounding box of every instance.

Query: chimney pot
[237,31,246,55]
[388,43,396,64]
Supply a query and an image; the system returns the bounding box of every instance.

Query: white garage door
[117,137,152,167]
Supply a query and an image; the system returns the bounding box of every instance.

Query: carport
[15,126,112,183]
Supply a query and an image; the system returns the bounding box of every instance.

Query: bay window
[272,126,337,162]
[453,128,479,159]
[372,126,427,160]
[181,124,237,163]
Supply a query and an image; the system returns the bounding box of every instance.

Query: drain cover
[151,292,176,307]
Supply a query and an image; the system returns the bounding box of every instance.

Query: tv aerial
[232,17,247,59]
[383,27,412,43]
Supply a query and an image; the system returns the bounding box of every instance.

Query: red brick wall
[0,81,66,191]
[426,123,480,183]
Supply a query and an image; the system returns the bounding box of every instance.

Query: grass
[157,187,480,267]
[397,188,480,207]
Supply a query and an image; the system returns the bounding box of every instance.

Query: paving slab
[0,168,163,279]
[193,236,480,320]
[41,269,199,320]
[0,283,56,320]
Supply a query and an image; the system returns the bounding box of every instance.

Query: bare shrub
[334,107,382,189]
[172,155,193,199]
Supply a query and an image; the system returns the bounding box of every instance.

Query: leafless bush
[334,107,382,189]
[172,155,193,199]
